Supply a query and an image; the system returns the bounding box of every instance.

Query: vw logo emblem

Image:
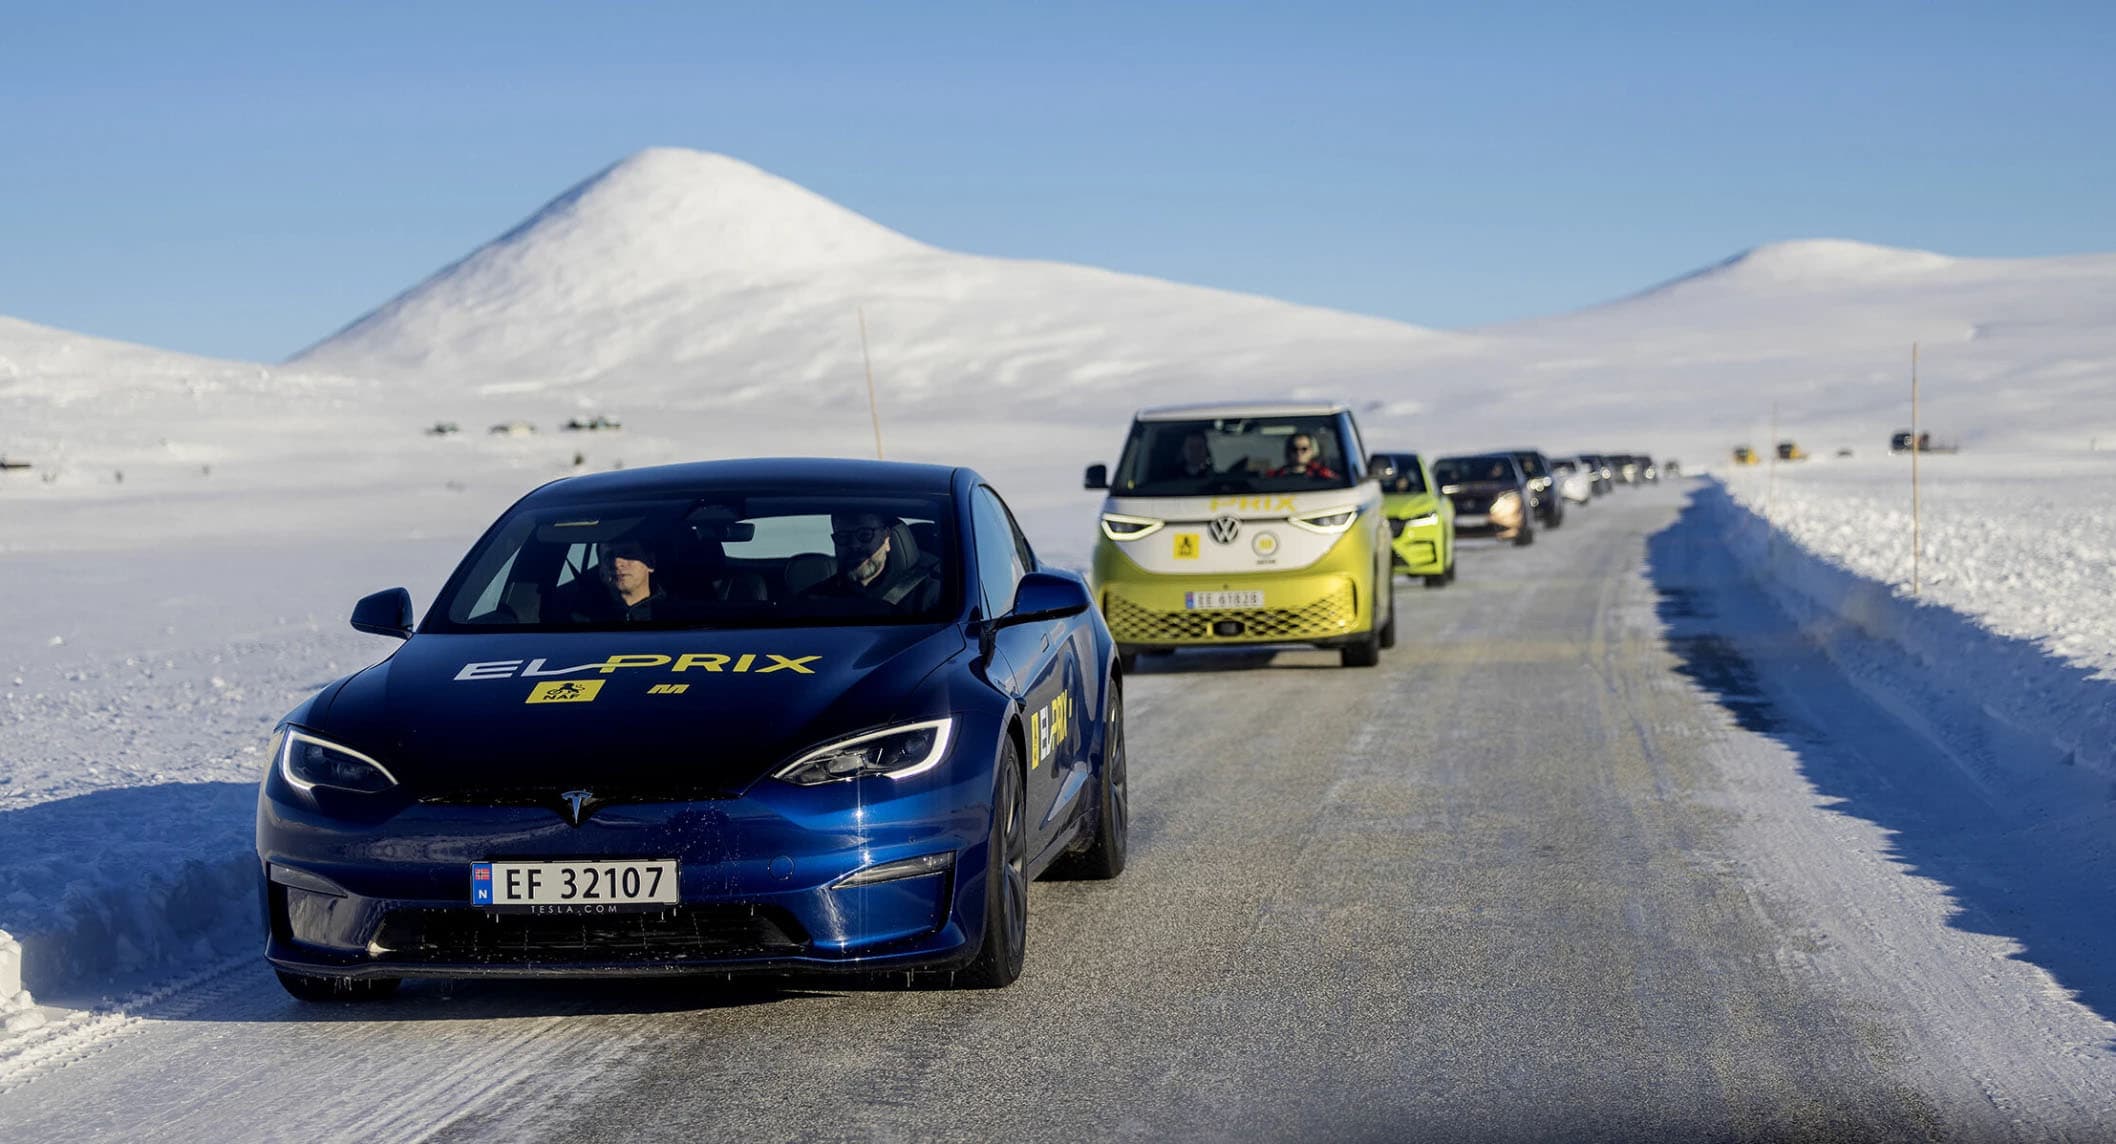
[1209,515,1242,545]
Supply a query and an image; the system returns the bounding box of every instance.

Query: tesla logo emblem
[1209,516,1242,545]
[560,789,596,826]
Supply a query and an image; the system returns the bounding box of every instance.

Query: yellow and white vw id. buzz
[1084,402,1395,669]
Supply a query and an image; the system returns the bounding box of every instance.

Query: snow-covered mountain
[292,148,1454,419]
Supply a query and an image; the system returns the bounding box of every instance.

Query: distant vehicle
[1776,441,1807,461]
[0,457,30,471]
[424,421,461,437]
[258,458,1124,998]
[1890,430,1958,453]
[1609,454,1643,484]
[1661,459,1683,477]
[1368,451,1457,588]
[1501,449,1566,528]
[1637,454,1659,483]
[1573,453,1616,494]
[1549,458,1595,504]
[1434,452,1534,546]
[1731,446,1758,466]
[489,421,537,437]
[1835,448,1854,459]
[1085,401,1395,669]
[564,414,624,432]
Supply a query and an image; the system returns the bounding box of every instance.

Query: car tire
[1341,624,1383,668]
[1514,524,1536,547]
[274,969,400,1003]
[1047,685,1128,881]
[958,740,1028,989]
[1423,568,1449,589]
[1377,599,1398,649]
[1117,649,1139,674]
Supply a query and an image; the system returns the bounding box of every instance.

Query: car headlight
[1288,506,1361,535]
[273,727,398,794]
[774,718,955,786]
[1403,513,1440,528]
[1099,513,1164,542]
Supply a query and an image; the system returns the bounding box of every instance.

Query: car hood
[1382,491,1443,517]
[311,625,967,796]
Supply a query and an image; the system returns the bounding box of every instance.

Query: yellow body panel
[1092,525,1384,648]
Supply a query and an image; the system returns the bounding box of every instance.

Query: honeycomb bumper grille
[1104,582,1357,643]
[370,905,807,965]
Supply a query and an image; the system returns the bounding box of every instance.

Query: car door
[970,486,1081,849]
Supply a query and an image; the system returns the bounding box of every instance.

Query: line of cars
[1083,402,1662,668]
[255,400,1664,1000]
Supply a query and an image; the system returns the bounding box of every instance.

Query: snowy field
[3,148,2113,1037]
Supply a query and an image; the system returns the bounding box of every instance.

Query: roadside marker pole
[1911,342,1921,596]
[858,306,886,460]
[1766,401,1778,559]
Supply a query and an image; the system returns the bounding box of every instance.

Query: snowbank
[1697,477,2116,779]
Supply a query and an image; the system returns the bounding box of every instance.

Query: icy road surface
[4,485,2114,1141]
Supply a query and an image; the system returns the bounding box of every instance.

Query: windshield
[1373,453,1427,494]
[427,489,959,632]
[1111,415,1354,497]
[1433,455,1518,487]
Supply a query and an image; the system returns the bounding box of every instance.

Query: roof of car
[523,457,964,503]
[1134,401,1351,421]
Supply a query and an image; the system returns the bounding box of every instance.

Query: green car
[1369,451,1456,588]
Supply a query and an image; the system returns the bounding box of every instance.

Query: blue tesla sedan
[257,459,1127,997]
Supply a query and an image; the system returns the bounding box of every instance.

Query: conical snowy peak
[293,148,927,367]
[506,147,927,273]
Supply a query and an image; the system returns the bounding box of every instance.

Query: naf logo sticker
[527,680,604,704]
[1028,689,1073,770]
[1171,533,1201,560]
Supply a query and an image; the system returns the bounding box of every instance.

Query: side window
[990,488,1038,573]
[971,487,1028,617]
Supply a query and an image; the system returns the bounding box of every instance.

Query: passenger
[1269,433,1340,480]
[803,511,942,612]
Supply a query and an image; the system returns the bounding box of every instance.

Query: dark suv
[1433,453,1535,547]
[1502,449,1565,529]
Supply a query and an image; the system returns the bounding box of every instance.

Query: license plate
[472,860,678,913]
[1185,590,1264,610]
[1456,514,1488,527]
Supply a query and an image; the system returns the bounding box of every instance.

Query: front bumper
[258,767,994,979]
[1387,522,1448,575]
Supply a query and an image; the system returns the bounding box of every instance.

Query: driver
[1269,433,1340,480]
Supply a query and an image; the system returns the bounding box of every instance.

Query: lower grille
[1104,582,1356,642]
[371,905,806,964]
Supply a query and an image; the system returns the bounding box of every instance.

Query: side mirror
[995,571,1092,629]
[351,588,415,640]
[1083,463,1109,490]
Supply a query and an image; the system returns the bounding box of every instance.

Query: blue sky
[4,1,2112,361]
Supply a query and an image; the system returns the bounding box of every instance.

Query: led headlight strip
[1099,513,1165,542]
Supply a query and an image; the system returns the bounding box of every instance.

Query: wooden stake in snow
[858,306,885,460]
[1911,342,1921,596]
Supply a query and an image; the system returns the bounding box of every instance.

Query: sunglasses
[832,526,889,546]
